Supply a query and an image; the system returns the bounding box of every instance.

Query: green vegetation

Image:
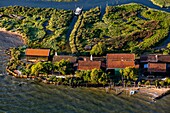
[53,59,73,75]
[7,47,24,70]
[23,60,73,76]
[151,0,170,8]
[76,69,110,86]
[159,43,170,55]
[70,3,170,55]
[0,6,73,52]
[90,42,106,56]
[1,4,170,55]
[69,7,101,53]
[120,66,139,87]
[4,3,170,87]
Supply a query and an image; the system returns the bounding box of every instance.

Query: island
[151,0,170,8]
[0,3,170,99]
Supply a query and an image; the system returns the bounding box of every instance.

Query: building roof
[107,53,135,61]
[158,55,170,62]
[53,55,77,63]
[106,53,135,69]
[26,49,50,57]
[148,63,166,72]
[140,54,170,63]
[78,60,101,70]
[107,61,135,69]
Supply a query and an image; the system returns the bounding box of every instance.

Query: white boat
[74,7,82,15]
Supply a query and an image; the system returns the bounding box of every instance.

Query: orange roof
[148,63,166,72]
[78,60,101,70]
[26,49,50,57]
[106,53,135,69]
[107,61,135,69]
[107,53,135,61]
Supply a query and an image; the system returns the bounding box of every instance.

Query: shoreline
[0,28,26,45]
[138,87,170,100]
[6,67,170,100]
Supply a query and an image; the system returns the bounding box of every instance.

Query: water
[1,75,170,113]
[0,0,170,112]
[0,0,169,12]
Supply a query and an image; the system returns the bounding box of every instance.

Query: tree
[120,66,138,81]
[167,43,170,49]
[99,73,109,86]
[90,68,102,84]
[84,70,91,83]
[31,62,43,76]
[90,42,106,56]
[159,81,165,87]
[54,59,73,75]
[42,61,53,76]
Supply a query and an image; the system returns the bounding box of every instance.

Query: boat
[74,7,82,16]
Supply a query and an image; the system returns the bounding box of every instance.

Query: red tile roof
[107,53,135,61]
[26,49,50,57]
[148,63,166,72]
[107,61,135,69]
[106,53,135,69]
[78,60,101,70]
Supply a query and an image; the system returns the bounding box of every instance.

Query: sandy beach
[139,87,170,98]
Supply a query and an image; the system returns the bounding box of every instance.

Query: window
[144,64,148,68]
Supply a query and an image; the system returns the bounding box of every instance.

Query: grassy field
[151,0,170,8]
[70,3,170,55]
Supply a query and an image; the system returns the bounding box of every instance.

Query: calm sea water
[0,76,170,113]
[0,0,170,113]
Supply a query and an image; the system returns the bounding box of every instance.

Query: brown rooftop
[148,63,166,72]
[158,55,170,62]
[78,60,101,70]
[26,49,50,57]
[107,61,135,69]
[140,54,170,63]
[107,53,135,61]
[106,53,135,69]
